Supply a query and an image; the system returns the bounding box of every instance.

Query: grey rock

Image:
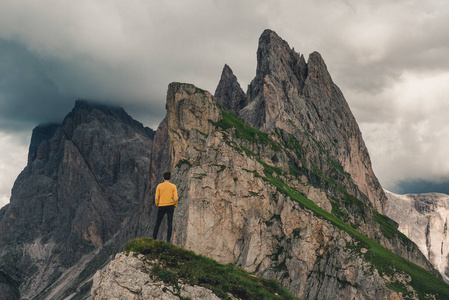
[241,29,307,130]
[91,253,221,300]
[179,285,221,300]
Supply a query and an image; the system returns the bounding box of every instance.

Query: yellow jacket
[155,181,178,207]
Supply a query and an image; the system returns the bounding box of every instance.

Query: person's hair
[163,172,171,180]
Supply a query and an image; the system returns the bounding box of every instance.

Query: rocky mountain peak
[71,99,129,123]
[166,82,220,131]
[0,99,156,299]
[304,51,332,86]
[241,30,308,130]
[28,123,59,164]
[256,29,300,63]
[65,99,155,139]
[214,64,247,114]
[254,29,308,92]
[238,30,386,212]
[243,31,339,133]
[220,63,233,77]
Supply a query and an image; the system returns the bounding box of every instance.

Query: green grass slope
[210,103,449,299]
[124,238,298,300]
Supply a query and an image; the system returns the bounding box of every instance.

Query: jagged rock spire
[239,29,386,212]
[254,29,308,91]
[241,29,308,129]
[214,64,247,114]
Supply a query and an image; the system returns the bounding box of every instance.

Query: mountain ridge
[0,29,447,299]
[384,189,449,283]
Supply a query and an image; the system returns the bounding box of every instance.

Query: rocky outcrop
[384,190,449,282]
[91,253,221,300]
[214,64,247,114]
[166,83,221,170]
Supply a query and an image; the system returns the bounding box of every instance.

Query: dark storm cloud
[0,39,73,129]
[396,179,449,196]
[0,37,172,130]
[0,38,169,132]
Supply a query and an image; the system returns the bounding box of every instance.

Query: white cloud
[0,131,29,208]
[358,71,449,190]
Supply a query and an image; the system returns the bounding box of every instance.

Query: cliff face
[0,100,155,299]
[384,190,449,282]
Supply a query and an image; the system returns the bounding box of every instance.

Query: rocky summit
[238,29,386,213]
[214,64,248,115]
[0,29,448,300]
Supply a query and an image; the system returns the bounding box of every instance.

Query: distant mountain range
[385,190,449,283]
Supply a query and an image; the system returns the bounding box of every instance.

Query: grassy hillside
[124,238,297,300]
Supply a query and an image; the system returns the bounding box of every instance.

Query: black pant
[152,205,174,242]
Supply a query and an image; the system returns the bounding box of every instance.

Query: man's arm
[155,185,160,207]
[173,186,178,208]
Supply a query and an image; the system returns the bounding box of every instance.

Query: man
[152,171,178,243]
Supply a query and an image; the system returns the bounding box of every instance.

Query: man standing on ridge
[153,172,178,243]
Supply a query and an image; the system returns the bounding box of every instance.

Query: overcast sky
[1,0,449,208]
